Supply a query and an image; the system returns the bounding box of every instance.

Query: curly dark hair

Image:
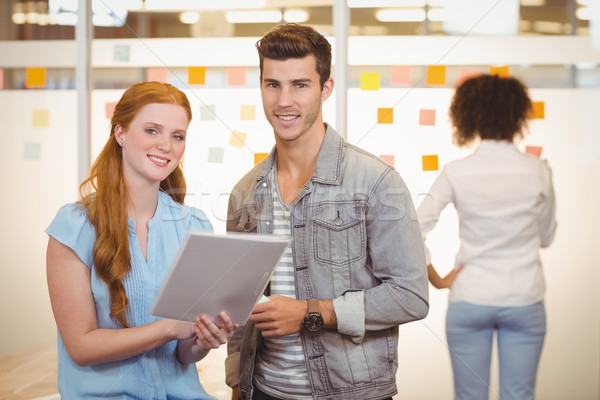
[449,74,532,147]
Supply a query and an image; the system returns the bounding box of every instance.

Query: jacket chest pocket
[234,206,258,233]
[312,202,366,266]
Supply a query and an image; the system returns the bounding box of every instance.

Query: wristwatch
[303,299,324,332]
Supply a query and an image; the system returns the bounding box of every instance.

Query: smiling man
[225,23,429,400]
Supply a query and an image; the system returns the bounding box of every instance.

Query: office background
[0,0,599,399]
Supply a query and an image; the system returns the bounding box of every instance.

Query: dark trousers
[252,386,392,400]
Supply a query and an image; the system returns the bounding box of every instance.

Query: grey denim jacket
[225,125,429,400]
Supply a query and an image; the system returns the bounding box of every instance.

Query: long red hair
[78,82,192,327]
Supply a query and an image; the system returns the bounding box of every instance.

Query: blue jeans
[446,301,546,400]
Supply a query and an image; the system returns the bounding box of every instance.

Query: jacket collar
[258,123,344,186]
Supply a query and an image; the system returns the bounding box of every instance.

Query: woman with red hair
[46,81,234,399]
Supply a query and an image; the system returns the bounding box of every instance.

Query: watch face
[304,313,324,332]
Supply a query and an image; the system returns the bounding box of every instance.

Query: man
[225,23,429,400]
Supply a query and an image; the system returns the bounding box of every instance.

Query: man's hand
[248,295,306,337]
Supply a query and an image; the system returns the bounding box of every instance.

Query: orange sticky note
[529,101,545,119]
[390,66,412,86]
[32,109,49,127]
[425,65,446,86]
[105,102,117,119]
[0,68,4,90]
[230,130,247,148]
[525,145,543,158]
[422,155,439,171]
[360,72,380,91]
[25,67,46,88]
[227,66,247,87]
[489,65,510,77]
[147,67,169,83]
[379,155,395,167]
[188,67,207,85]
[254,153,269,166]
[419,109,436,126]
[240,104,256,120]
[377,108,393,124]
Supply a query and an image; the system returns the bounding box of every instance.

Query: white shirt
[417,140,557,306]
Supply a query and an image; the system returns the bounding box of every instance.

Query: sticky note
[360,72,380,91]
[425,65,446,86]
[147,67,169,83]
[377,108,393,124]
[188,67,207,85]
[457,67,481,85]
[390,66,412,86]
[208,147,224,163]
[419,109,436,126]
[0,68,4,90]
[227,66,247,87]
[379,155,395,167]
[25,67,46,88]
[24,142,41,160]
[489,65,510,77]
[240,105,256,120]
[254,153,269,166]
[230,130,247,148]
[529,101,545,119]
[525,145,543,158]
[113,44,131,62]
[422,155,439,171]
[105,102,117,120]
[200,104,216,121]
[32,109,50,127]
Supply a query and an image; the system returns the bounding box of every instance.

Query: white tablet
[151,231,290,325]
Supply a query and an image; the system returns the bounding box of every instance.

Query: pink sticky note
[390,66,412,86]
[525,145,543,158]
[147,67,169,83]
[0,68,4,90]
[227,66,247,87]
[105,102,117,120]
[419,109,436,126]
[379,155,395,167]
[457,67,482,86]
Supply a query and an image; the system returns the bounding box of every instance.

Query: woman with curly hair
[45,81,235,399]
[417,74,557,400]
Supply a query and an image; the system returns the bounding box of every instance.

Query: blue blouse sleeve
[45,203,95,269]
[186,206,214,233]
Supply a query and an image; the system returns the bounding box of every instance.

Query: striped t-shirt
[252,169,312,399]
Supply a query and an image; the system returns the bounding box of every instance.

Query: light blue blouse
[45,191,216,400]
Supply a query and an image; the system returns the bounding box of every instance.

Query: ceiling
[3,0,591,40]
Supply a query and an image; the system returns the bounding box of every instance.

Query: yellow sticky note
[230,130,247,148]
[25,67,46,88]
[32,109,49,127]
[425,65,446,86]
[377,108,393,124]
[147,67,169,83]
[390,66,412,86]
[188,67,207,85]
[529,101,545,119]
[422,155,439,171]
[227,66,247,87]
[489,65,510,77]
[379,155,395,167]
[240,105,256,120]
[254,153,269,166]
[360,72,380,91]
